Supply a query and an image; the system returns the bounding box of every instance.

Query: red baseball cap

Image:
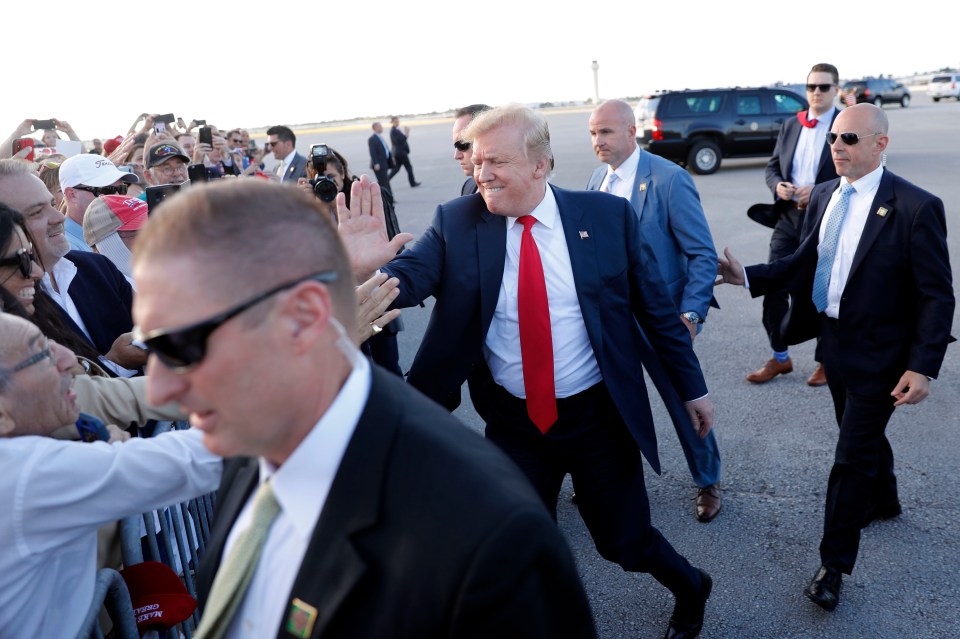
[120,562,197,631]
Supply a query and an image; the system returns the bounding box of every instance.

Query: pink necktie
[517,216,557,433]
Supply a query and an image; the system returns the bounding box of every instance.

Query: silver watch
[681,311,704,324]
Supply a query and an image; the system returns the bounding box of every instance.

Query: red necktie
[517,216,557,433]
[797,111,818,128]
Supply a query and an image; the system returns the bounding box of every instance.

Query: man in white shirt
[0,313,222,638]
[132,179,594,638]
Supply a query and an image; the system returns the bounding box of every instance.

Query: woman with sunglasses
[0,206,44,314]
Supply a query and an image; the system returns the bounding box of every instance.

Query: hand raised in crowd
[53,119,80,141]
[715,247,745,287]
[143,128,177,153]
[337,175,414,282]
[0,119,36,159]
[105,332,149,370]
[106,136,138,164]
[193,143,213,165]
[355,272,401,344]
[127,113,149,135]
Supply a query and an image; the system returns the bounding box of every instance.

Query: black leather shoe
[664,569,712,639]
[867,500,902,524]
[805,565,842,611]
[411,181,422,187]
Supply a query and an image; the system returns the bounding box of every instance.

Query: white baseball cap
[59,154,140,189]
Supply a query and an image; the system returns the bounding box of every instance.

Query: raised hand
[337,175,413,281]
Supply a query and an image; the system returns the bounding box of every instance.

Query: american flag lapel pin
[876,207,888,217]
[579,230,589,239]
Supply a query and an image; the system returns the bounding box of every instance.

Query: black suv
[634,87,807,174]
[840,78,911,108]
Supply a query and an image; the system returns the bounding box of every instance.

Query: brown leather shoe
[745,358,793,383]
[695,484,722,522]
[806,363,827,387]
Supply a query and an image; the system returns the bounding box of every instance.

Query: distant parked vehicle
[633,86,807,175]
[929,74,960,102]
[840,78,911,108]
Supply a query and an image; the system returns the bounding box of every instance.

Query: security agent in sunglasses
[745,63,842,388]
[131,180,594,639]
[0,312,222,637]
[717,103,955,613]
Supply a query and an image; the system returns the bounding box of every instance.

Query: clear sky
[4,0,954,139]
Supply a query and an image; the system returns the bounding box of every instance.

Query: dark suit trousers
[819,318,898,574]
[763,209,821,360]
[389,154,417,186]
[484,381,702,599]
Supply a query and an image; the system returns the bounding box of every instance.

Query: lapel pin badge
[638,183,647,192]
[876,207,888,217]
[579,230,589,239]
[286,598,318,638]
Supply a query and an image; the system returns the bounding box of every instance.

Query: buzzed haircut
[132,180,354,324]
[809,63,840,85]
[266,125,296,146]
[454,104,492,120]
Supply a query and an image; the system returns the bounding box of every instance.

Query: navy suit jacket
[57,251,134,356]
[764,109,840,200]
[746,169,955,395]
[382,185,708,473]
[586,149,717,318]
[390,126,410,157]
[196,367,595,639]
[367,134,392,170]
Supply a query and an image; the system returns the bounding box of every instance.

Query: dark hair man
[266,125,307,183]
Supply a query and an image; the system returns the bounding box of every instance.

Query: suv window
[931,75,952,83]
[771,91,805,114]
[664,93,723,116]
[736,95,762,115]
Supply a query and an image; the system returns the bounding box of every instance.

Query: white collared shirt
[601,145,641,204]
[817,165,884,318]
[222,356,371,638]
[483,185,602,398]
[275,148,297,178]
[790,107,835,190]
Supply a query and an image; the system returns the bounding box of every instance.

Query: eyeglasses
[0,247,37,278]
[806,83,834,93]
[229,139,242,144]
[74,184,129,196]
[827,131,882,146]
[153,162,187,176]
[134,270,338,372]
[11,338,52,373]
[453,140,471,152]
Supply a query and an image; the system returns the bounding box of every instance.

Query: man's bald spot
[840,103,889,134]
[594,99,635,126]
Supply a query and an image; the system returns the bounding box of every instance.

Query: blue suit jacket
[280,152,308,183]
[586,150,717,318]
[746,169,955,395]
[382,185,708,473]
[58,251,134,356]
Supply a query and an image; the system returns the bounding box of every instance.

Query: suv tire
[873,96,884,107]
[687,139,721,175]
[900,94,910,108]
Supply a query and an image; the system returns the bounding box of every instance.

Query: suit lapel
[782,118,801,178]
[815,109,841,179]
[629,152,651,220]
[475,209,507,335]
[848,170,895,283]
[554,186,603,355]
[278,369,397,638]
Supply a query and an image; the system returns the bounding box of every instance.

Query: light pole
[591,60,600,104]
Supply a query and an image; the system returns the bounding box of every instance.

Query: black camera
[309,143,329,173]
[310,175,339,202]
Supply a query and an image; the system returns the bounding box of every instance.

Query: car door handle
[735,119,746,125]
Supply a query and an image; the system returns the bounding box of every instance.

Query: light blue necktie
[812,182,855,313]
[603,172,620,193]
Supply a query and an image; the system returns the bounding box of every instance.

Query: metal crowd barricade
[79,420,218,639]
[75,569,140,639]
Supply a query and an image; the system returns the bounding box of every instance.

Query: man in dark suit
[745,63,841,387]
[586,99,722,522]
[451,104,490,196]
[267,126,308,184]
[717,103,955,611]
[340,105,715,639]
[387,116,420,187]
[132,180,594,639]
[366,122,393,191]
[0,160,145,376]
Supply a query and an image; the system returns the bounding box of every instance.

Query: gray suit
[279,152,308,183]
[587,148,720,487]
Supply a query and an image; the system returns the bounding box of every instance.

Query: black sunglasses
[827,131,882,146]
[74,184,129,196]
[0,248,37,278]
[806,83,834,93]
[453,140,471,152]
[134,270,338,372]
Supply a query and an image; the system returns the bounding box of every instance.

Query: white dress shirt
[601,145,641,207]
[0,429,221,638]
[817,165,884,318]
[790,107,835,190]
[221,355,370,638]
[483,185,602,399]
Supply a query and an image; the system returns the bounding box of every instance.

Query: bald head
[830,104,889,182]
[588,100,638,169]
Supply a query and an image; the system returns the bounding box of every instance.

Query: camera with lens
[309,175,339,202]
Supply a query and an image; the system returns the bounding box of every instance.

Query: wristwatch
[681,311,704,324]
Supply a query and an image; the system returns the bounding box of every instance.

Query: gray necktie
[195,481,281,639]
[602,172,620,193]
